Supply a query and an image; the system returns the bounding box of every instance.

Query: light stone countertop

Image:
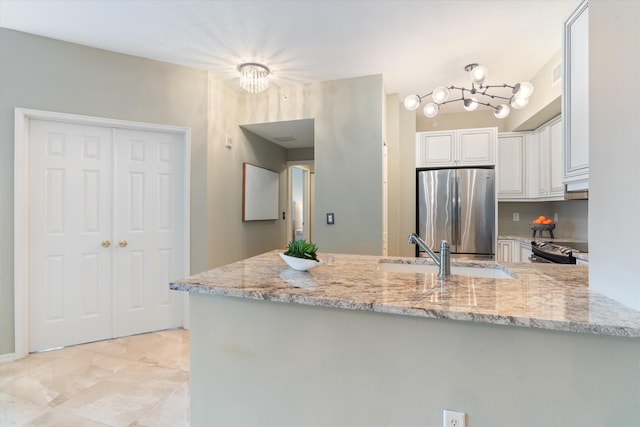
[170,250,638,337]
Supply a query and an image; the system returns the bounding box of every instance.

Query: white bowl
[279,253,322,271]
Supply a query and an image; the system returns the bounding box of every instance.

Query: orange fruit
[537,215,547,221]
[533,219,542,224]
[543,219,553,224]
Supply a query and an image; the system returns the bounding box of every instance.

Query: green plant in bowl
[284,239,319,262]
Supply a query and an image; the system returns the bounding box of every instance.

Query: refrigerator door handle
[455,176,461,246]
[449,177,456,248]
[450,176,459,247]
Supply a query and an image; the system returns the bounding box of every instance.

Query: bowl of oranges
[531,215,555,237]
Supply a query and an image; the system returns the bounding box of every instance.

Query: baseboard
[0,352,16,364]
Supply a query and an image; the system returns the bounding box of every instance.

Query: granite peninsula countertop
[170,250,639,337]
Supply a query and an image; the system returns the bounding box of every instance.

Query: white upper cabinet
[497,116,563,201]
[497,133,527,199]
[416,127,496,168]
[535,116,564,199]
[563,0,589,189]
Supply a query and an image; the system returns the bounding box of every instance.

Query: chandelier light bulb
[463,97,479,112]
[469,64,488,85]
[513,82,534,99]
[423,103,439,118]
[404,94,421,111]
[432,86,450,104]
[510,96,530,109]
[494,104,510,119]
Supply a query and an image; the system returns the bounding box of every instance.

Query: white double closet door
[28,119,186,352]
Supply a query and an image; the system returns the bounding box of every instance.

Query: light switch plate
[513,212,520,221]
[225,134,232,149]
[326,213,335,225]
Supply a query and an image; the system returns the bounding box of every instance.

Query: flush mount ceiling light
[404,63,534,119]
[238,62,270,94]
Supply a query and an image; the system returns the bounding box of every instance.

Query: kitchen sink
[378,261,515,279]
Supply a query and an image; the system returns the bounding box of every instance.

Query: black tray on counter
[531,223,555,238]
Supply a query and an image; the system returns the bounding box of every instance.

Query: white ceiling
[0,0,578,147]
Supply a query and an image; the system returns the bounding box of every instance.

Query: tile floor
[0,329,190,427]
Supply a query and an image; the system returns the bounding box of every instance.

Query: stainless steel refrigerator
[417,168,495,257]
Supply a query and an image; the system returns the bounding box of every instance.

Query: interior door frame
[285,160,314,244]
[14,108,191,359]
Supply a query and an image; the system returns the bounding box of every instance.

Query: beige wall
[416,109,506,132]
[0,30,386,355]
[0,29,210,355]
[206,77,288,268]
[239,75,385,255]
[507,50,563,131]
[498,200,588,240]
[589,0,640,310]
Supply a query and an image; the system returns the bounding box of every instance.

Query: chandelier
[404,63,534,119]
[238,63,270,93]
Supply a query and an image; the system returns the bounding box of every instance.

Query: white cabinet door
[563,0,589,186]
[518,241,532,263]
[458,128,496,165]
[416,131,455,167]
[497,239,514,263]
[497,133,527,199]
[549,117,565,195]
[528,116,564,200]
[416,127,496,167]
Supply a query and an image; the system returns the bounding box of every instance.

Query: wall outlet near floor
[443,409,466,427]
[554,212,559,222]
[513,212,520,221]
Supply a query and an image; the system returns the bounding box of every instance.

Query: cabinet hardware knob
[101,240,111,248]
[119,240,128,248]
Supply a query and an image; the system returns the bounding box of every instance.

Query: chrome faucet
[407,233,451,278]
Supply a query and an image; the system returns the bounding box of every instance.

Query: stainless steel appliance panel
[417,168,495,256]
[456,168,495,254]
[418,169,454,251]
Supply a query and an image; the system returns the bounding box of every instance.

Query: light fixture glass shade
[404,94,421,111]
[432,86,450,104]
[423,103,439,118]
[510,96,530,109]
[494,104,510,119]
[469,65,488,85]
[463,97,479,111]
[513,82,534,99]
[238,63,270,93]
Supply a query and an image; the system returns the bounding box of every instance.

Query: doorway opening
[287,161,314,243]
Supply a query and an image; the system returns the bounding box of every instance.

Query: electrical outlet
[554,212,559,222]
[513,212,520,221]
[443,409,466,427]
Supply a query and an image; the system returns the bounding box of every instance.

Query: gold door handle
[119,240,128,248]
[101,240,111,248]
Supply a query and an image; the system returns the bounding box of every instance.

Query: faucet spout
[407,233,451,278]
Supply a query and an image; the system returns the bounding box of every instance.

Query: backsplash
[498,200,588,241]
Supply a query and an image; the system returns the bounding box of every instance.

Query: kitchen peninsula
[171,251,640,426]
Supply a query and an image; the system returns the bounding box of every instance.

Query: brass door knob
[101,240,111,248]
[119,240,128,248]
